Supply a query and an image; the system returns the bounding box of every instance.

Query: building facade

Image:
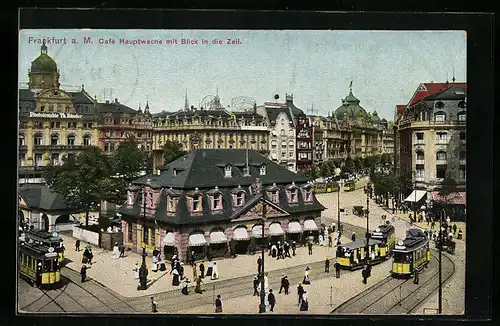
[19,43,100,182]
[295,113,314,172]
[119,149,325,261]
[152,99,269,170]
[321,117,352,164]
[398,83,467,192]
[96,99,153,154]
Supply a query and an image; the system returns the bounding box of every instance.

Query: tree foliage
[44,146,112,226]
[112,136,148,184]
[163,140,187,165]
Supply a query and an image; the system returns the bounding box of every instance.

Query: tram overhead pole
[438,207,445,314]
[365,192,370,260]
[259,197,267,313]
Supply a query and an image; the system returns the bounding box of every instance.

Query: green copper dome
[334,90,369,121]
[370,111,381,124]
[30,43,57,73]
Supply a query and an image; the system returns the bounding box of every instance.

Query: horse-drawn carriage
[353,206,366,217]
[435,236,456,254]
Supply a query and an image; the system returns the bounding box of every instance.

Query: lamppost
[438,207,446,314]
[138,186,148,290]
[365,192,370,261]
[413,171,417,223]
[259,198,267,313]
[337,178,341,238]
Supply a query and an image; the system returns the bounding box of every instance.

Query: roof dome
[30,43,57,73]
[334,90,369,120]
[370,111,381,124]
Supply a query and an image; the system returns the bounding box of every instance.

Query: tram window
[43,260,52,272]
[23,254,27,265]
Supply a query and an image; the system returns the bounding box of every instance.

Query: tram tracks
[331,249,455,314]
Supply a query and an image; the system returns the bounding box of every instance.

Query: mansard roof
[18,88,97,115]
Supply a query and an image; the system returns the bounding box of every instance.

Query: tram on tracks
[24,230,65,263]
[343,180,356,192]
[19,241,62,288]
[336,224,396,270]
[392,228,431,278]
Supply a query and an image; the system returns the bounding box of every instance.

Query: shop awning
[210,231,228,244]
[304,219,318,231]
[163,232,175,246]
[432,192,466,205]
[233,227,249,240]
[287,221,302,234]
[252,225,264,238]
[188,233,207,247]
[269,223,284,236]
[404,190,427,203]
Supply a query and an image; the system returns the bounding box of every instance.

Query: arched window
[67,134,76,146]
[434,111,446,122]
[50,134,59,145]
[280,129,285,136]
[457,111,466,122]
[436,151,447,161]
[416,150,424,161]
[19,134,25,146]
[83,134,92,146]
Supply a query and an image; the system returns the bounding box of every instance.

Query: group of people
[267,241,295,259]
[111,242,126,259]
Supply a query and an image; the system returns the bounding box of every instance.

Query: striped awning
[252,225,264,238]
[233,227,249,240]
[163,232,175,246]
[304,219,318,231]
[188,233,207,247]
[432,192,466,205]
[210,231,228,244]
[404,190,426,203]
[269,223,284,236]
[287,221,302,234]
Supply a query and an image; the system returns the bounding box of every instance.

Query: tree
[438,172,458,220]
[163,140,187,165]
[342,157,355,174]
[44,146,112,227]
[309,166,320,180]
[112,136,148,184]
[319,162,331,178]
[353,157,363,173]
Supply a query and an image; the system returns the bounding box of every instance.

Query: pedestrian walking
[458,228,463,240]
[413,269,419,285]
[277,242,284,259]
[409,213,413,224]
[324,257,330,273]
[299,291,309,311]
[206,260,213,278]
[181,277,190,295]
[119,244,125,258]
[133,262,139,279]
[284,241,291,258]
[170,255,177,273]
[302,266,311,284]
[351,232,356,242]
[279,273,286,294]
[307,242,313,255]
[75,239,80,251]
[211,262,219,280]
[257,256,262,274]
[151,297,158,313]
[172,268,180,286]
[271,244,277,258]
[80,265,87,283]
[268,289,276,312]
[215,295,222,313]
[453,224,457,235]
[362,265,369,284]
[151,253,158,272]
[112,242,119,259]
[190,251,196,267]
[291,241,297,256]
[283,275,290,294]
[179,262,184,279]
[334,259,341,278]
[297,284,304,305]
[253,275,259,296]
[199,261,205,278]
[195,276,204,294]
[193,262,198,280]
[431,220,435,230]
[268,242,272,256]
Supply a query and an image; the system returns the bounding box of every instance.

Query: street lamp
[365,192,370,261]
[337,178,341,238]
[438,207,446,314]
[259,198,267,313]
[413,171,417,223]
[138,186,148,290]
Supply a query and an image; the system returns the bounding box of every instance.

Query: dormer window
[243,165,250,176]
[260,165,267,176]
[233,191,245,208]
[173,169,177,177]
[287,187,299,203]
[224,165,232,178]
[269,190,279,203]
[191,195,202,213]
[148,192,154,208]
[167,196,179,213]
[212,193,223,211]
[303,186,313,203]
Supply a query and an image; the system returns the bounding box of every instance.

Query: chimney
[286,93,293,103]
[106,100,110,104]
[115,98,118,103]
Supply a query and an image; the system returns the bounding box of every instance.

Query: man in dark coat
[279,274,286,294]
[291,241,297,256]
[362,265,369,284]
[277,242,284,260]
[268,289,276,312]
[324,257,330,273]
[190,251,196,267]
[283,241,291,258]
[297,284,304,305]
[307,242,313,255]
[179,263,184,279]
[75,239,81,251]
[282,275,290,295]
[453,224,457,235]
[199,261,205,278]
[334,260,341,278]
[80,265,87,283]
[413,269,419,284]
[268,242,272,256]
[351,232,356,242]
[215,295,222,313]
[257,256,262,274]
[119,244,125,258]
[253,275,259,296]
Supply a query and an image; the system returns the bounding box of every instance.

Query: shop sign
[29,112,83,119]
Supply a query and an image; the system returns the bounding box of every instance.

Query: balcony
[436,140,448,145]
[436,159,448,165]
[416,160,425,165]
[34,144,87,150]
[460,159,466,165]
[399,119,466,129]
[415,176,425,182]
[19,145,27,152]
[414,139,425,145]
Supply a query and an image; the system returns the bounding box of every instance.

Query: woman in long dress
[206,260,213,278]
[181,277,190,295]
[211,262,219,280]
[195,276,204,294]
[300,291,309,311]
[302,266,311,285]
[151,254,158,272]
[172,268,180,286]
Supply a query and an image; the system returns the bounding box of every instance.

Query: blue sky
[19,30,466,120]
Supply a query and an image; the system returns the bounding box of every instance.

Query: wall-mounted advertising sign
[29,112,83,119]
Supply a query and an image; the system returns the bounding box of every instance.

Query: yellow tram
[25,230,65,263]
[392,228,431,278]
[19,242,61,288]
[336,224,396,270]
[343,181,356,192]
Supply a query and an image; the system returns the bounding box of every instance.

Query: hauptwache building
[119,149,326,261]
[18,43,100,181]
